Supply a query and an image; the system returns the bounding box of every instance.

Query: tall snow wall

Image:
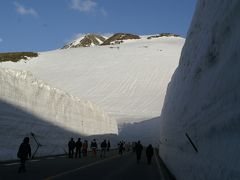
[0,68,118,160]
[159,1,240,179]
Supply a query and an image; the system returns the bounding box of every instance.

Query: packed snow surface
[0,68,118,160]
[1,36,184,124]
[158,0,240,179]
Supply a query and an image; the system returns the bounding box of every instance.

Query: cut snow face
[158,0,240,179]
[0,68,118,160]
[0,35,185,124]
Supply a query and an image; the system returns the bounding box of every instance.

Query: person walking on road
[146,144,154,164]
[17,137,31,173]
[118,141,124,155]
[91,139,98,156]
[68,138,75,158]
[100,140,107,158]
[82,140,88,157]
[107,140,111,151]
[135,141,143,164]
[75,138,82,158]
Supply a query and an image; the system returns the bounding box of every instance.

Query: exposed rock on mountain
[147,33,180,40]
[62,34,106,49]
[101,33,140,45]
[0,52,38,63]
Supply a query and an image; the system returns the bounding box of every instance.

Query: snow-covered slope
[1,36,184,124]
[0,68,118,160]
[158,1,240,179]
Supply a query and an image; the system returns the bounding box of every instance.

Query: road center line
[4,162,20,166]
[4,159,40,166]
[44,155,120,180]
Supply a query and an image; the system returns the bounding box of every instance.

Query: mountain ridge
[62,32,181,49]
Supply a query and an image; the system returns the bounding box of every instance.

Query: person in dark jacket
[100,140,107,158]
[118,141,124,155]
[107,140,111,151]
[135,141,143,164]
[91,139,98,156]
[68,138,75,158]
[17,137,31,173]
[75,138,82,158]
[146,144,154,164]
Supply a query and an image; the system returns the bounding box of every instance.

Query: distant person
[100,140,107,158]
[91,139,98,156]
[135,141,143,164]
[17,137,31,173]
[132,142,136,152]
[126,142,131,152]
[118,141,124,155]
[146,144,154,164]
[107,140,111,151]
[68,138,75,158]
[82,140,88,157]
[122,141,126,153]
[75,138,82,158]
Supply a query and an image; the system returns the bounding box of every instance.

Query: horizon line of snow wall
[0,68,118,160]
[158,1,240,180]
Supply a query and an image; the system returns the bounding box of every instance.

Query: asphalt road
[0,150,162,180]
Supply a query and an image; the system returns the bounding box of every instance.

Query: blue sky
[0,0,197,52]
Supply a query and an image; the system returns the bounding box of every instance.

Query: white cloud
[72,33,85,41]
[0,38,3,42]
[64,33,85,44]
[70,0,97,13]
[102,33,113,38]
[100,8,107,16]
[14,2,38,16]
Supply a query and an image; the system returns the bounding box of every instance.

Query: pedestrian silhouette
[118,141,124,155]
[135,141,143,164]
[107,140,111,151]
[68,138,75,158]
[82,140,88,157]
[75,138,82,158]
[91,139,98,156]
[100,140,107,158]
[132,142,136,152]
[146,144,154,164]
[17,137,31,173]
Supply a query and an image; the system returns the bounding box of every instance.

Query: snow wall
[159,1,240,179]
[0,68,118,161]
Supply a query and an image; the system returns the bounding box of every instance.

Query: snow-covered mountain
[0,33,184,160]
[158,0,240,179]
[0,68,118,160]
[62,34,106,49]
[1,35,184,124]
[62,33,141,48]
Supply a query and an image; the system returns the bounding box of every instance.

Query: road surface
[0,150,162,180]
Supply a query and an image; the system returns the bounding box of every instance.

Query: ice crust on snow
[0,68,118,160]
[158,0,240,179]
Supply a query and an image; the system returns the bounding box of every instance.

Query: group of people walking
[68,138,111,158]
[134,141,154,164]
[68,138,88,158]
[17,137,154,174]
[118,140,154,164]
